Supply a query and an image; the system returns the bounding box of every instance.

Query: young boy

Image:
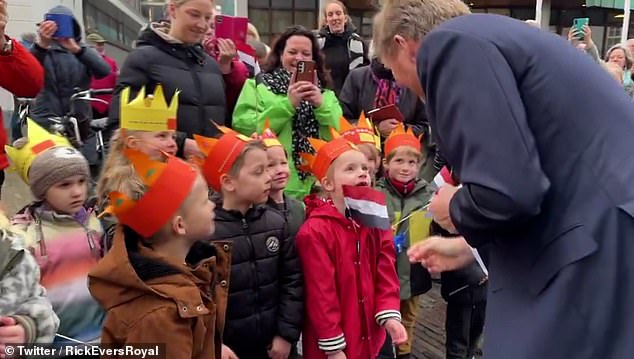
[256,122,305,238]
[0,213,59,353]
[194,129,304,359]
[296,133,407,359]
[88,150,228,358]
[7,119,104,344]
[375,123,435,359]
[335,114,382,182]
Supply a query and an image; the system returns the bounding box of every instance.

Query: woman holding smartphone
[232,25,342,200]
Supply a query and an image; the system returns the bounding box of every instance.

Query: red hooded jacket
[0,39,45,169]
[296,195,401,359]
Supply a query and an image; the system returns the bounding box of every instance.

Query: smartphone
[214,15,248,43]
[294,60,316,84]
[573,18,589,40]
[367,104,404,123]
[45,13,75,38]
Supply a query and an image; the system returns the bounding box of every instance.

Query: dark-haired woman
[233,26,342,200]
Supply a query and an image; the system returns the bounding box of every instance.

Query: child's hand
[267,335,291,359]
[384,319,408,345]
[221,344,239,359]
[0,317,26,356]
[327,351,346,359]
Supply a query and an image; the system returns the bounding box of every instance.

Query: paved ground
[1,171,452,358]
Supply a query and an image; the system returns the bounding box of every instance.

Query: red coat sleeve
[373,228,402,325]
[0,39,44,97]
[296,222,347,353]
[223,59,248,115]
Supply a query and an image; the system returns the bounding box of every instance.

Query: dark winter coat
[29,6,111,126]
[210,203,303,359]
[267,195,305,239]
[317,24,369,96]
[107,21,227,139]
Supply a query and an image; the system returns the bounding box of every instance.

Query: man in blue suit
[372,1,634,358]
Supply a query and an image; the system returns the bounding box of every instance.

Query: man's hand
[377,119,399,137]
[57,37,81,54]
[384,319,408,345]
[221,344,239,359]
[327,351,346,359]
[407,236,474,274]
[429,185,459,233]
[267,335,291,359]
[0,0,8,48]
[37,20,57,49]
[0,317,26,358]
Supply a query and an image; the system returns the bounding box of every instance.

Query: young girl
[335,114,381,182]
[7,119,103,344]
[88,149,229,358]
[96,85,180,250]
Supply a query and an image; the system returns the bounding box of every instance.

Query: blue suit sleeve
[418,30,550,247]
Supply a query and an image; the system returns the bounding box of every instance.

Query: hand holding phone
[294,60,316,84]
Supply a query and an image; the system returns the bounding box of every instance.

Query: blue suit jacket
[418,14,634,359]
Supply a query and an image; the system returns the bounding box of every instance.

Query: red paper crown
[384,123,422,156]
[300,131,358,181]
[332,113,381,149]
[104,149,198,238]
[253,119,282,148]
[194,126,252,192]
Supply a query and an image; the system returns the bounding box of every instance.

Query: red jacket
[0,39,45,169]
[202,37,249,115]
[296,195,401,359]
[90,54,118,114]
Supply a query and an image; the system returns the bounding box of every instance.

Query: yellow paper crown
[384,122,422,156]
[5,119,72,183]
[120,84,179,132]
[333,112,381,150]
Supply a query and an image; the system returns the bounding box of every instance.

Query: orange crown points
[259,119,282,148]
[105,149,197,238]
[193,130,252,192]
[300,136,358,181]
[333,113,381,149]
[384,122,422,156]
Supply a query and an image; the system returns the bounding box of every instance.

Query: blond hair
[95,129,144,208]
[372,0,470,59]
[171,0,213,6]
[320,0,348,28]
[247,23,261,41]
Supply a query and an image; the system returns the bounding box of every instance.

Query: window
[348,10,376,39]
[248,0,318,46]
[83,0,141,49]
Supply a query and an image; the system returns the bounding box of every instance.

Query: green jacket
[376,178,435,299]
[232,78,342,199]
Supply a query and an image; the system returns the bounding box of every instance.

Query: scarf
[260,67,321,180]
[371,59,401,108]
[388,176,417,197]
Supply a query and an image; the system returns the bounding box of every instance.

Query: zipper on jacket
[241,218,262,337]
[351,223,370,343]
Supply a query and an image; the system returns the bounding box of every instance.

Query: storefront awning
[586,0,634,10]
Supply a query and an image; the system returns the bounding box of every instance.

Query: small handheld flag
[342,185,390,230]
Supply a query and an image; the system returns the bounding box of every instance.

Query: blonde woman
[374,1,634,359]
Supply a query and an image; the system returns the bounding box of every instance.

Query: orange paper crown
[194,126,252,192]
[300,132,358,181]
[257,119,282,148]
[105,149,197,238]
[384,123,422,156]
[332,113,381,150]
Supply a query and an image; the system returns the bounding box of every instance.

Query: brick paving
[412,283,447,359]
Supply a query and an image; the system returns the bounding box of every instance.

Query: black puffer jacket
[107,21,227,139]
[211,204,303,359]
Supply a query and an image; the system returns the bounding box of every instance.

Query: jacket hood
[303,194,350,224]
[136,20,207,64]
[88,228,216,311]
[46,5,82,41]
[138,21,183,45]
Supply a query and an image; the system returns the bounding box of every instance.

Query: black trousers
[0,170,5,199]
[445,298,486,359]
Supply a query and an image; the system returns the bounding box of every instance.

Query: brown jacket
[88,229,231,358]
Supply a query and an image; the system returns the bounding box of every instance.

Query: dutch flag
[343,185,391,230]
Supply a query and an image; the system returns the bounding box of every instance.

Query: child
[296,133,407,359]
[335,114,382,182]
[0,213,59,353]
[256,121,305,238]
[375,123,434,359]
[95,85,179,250]
[88,150,228,358]
[7,119,104,344]
[192,129,304,359]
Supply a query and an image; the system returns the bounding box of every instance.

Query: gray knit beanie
[29,147,90,199]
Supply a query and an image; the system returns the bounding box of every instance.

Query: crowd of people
[1,0,634,358]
